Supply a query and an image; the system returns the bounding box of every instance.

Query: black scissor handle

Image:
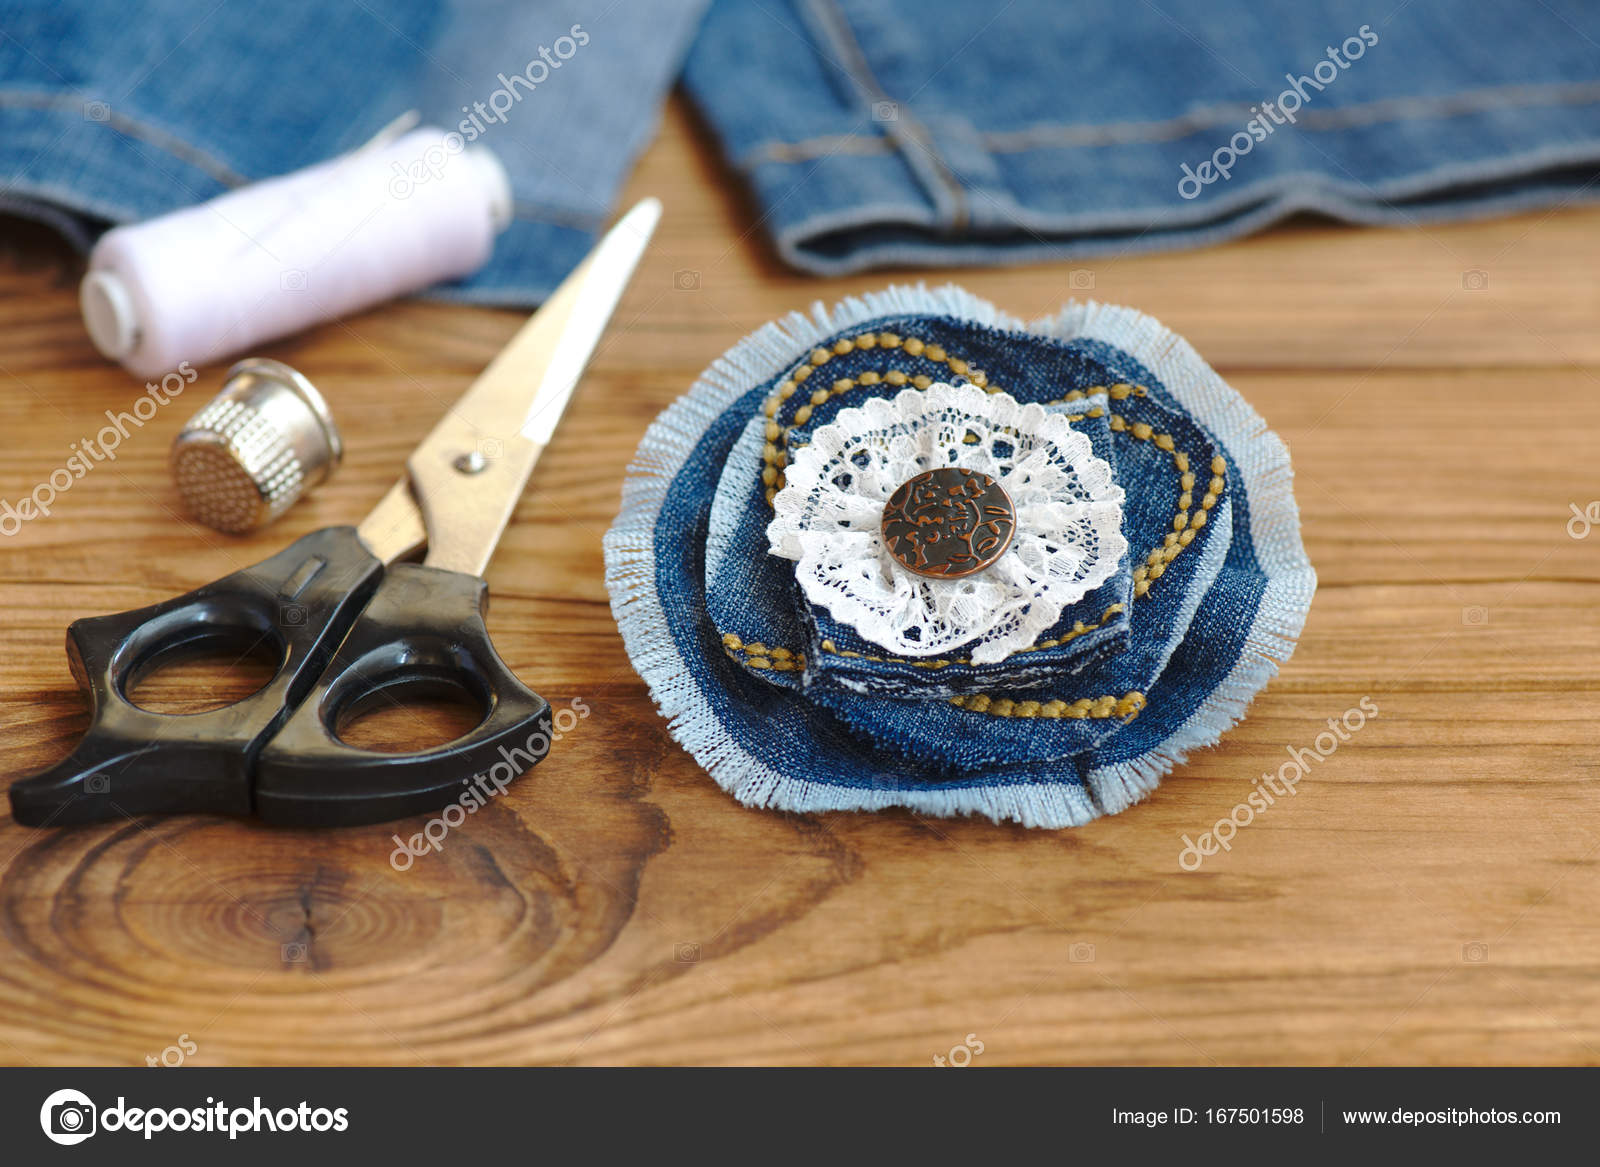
[7,527,384,826]
[253,563,551,827]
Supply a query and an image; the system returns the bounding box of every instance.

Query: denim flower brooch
[605,287,1316,827]
[767,381,1128,666]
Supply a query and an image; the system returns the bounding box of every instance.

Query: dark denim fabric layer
[704,314,1137,699]
[803,388,1231,772]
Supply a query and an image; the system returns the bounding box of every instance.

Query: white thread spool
[81,128,513,378]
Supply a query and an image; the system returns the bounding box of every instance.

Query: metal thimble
[170,358,342,533]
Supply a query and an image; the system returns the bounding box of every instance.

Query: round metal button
[881,467,1016,579]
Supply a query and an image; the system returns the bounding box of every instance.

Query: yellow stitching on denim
[720,632,805,672]
[930,409,1218,712]
[750,410,1219,644]
[1100,414,1225,599]
[814,602,1126,669]
[947,691,1146,720]
[760,367,1145,504]
[940,424,1224,717]
[759,332,1004,503]
[1049,383,1146,405]
[737,382,1224,716]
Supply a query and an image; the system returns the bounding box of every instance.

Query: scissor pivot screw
[452,451,490,475]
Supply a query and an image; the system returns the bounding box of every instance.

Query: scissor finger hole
[333,675,488,754]
[123,628,283,715]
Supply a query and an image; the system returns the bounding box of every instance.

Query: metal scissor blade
[518,197,662,446]
[356,197,661,573]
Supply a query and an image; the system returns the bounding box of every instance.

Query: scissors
[8,198,661,829]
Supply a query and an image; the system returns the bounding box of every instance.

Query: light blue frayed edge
[1038,301,1318,817]
[602,286,1316,827]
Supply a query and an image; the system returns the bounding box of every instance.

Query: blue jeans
[684,0,1600,273]
[0,0,707,302]
[2,0,1598,295]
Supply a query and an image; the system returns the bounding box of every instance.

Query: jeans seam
[0,89,248,188]
[0,91,602,235]
[738,77,1600,166]
[800,0,970,229]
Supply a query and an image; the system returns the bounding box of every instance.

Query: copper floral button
[881,467,1016,579]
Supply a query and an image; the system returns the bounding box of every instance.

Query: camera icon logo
[1069,269,1096,291]
[280,603,308,627]
[40,1088,97,1145]
[673,269,701,290]
[872,100,900,122]
[280,269,308,293]
[674,942,701,963]
[83,100,111,123]
[1462,269,1489,291]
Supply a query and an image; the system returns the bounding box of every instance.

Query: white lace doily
[767,382,1127,663]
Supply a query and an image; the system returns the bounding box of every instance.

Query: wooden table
[3,99,1598,1067]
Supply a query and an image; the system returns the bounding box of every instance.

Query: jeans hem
[756,137,1600,275]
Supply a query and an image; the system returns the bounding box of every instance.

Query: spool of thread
[81,128,513,378]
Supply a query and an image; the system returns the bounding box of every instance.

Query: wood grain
[2,98,1599,1066]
